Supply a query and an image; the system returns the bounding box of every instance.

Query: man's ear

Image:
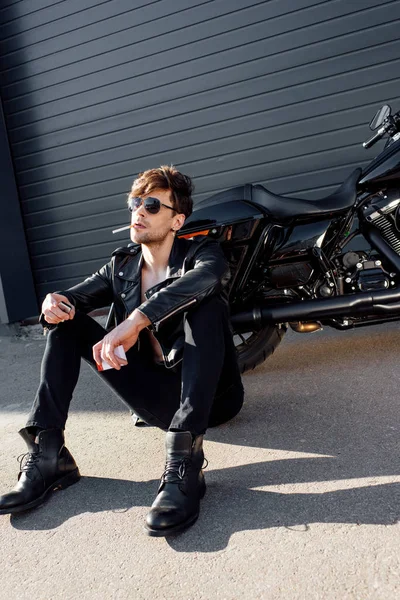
[172,214,186,231]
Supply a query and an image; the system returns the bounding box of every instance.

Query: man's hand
[92,309,151,370]
[42,293,75,324]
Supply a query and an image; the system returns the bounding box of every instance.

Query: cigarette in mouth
[112,224,133,234]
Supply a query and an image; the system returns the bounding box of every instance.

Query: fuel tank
[359,138,400,190]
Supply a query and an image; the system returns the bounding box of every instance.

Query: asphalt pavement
[0,320,399,599]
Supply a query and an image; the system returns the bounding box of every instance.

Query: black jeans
[26,296,244,435]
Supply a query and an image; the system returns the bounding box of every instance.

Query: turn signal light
[178,229,210,239]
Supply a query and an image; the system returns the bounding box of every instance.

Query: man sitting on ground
[0,165,244,536]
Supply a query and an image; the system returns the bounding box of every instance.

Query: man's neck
[141,235,175,274]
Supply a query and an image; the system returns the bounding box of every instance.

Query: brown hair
[129,165,193,218]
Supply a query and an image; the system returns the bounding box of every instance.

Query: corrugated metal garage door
[1,0,400,300]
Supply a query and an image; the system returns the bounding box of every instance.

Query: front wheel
[234,324,287,374]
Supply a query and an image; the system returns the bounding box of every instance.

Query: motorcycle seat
[251,167,362,220]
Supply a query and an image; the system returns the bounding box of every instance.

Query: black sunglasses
[128,196,176,215]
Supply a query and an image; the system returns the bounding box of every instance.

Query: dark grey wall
[0,96,37,322]
[0,0,399,306]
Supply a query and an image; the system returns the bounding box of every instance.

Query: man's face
[129,188,185,245]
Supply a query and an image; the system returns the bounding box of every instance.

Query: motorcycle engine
[336,250,392,293]
[363,189,400,254]
[345,256,390,292]
[333,190,400,293]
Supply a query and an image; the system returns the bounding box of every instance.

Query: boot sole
[144,479,206,537]
[0,468,81,515]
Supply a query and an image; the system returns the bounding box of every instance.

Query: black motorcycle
[179,104,400,373]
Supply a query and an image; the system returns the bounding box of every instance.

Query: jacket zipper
[157,337,184,369]
[154,298,197,330]
[152,298,197,368]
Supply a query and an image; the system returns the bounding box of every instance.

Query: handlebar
[363,125,387,149]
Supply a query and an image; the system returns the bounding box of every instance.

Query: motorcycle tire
[234,324,287,374]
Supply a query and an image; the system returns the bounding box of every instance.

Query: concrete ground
[0,320,399,600]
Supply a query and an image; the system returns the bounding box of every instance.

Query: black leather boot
[0,428,80,515]
[145,431,206,536]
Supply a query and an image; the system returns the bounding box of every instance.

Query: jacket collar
[115,237,190,282]
[165,236,189,278]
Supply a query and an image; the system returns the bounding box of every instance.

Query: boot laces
[161,457,191,484]
[161,456,208,484]
[17,452,40,479]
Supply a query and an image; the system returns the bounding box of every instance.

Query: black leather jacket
[57,237,230,368]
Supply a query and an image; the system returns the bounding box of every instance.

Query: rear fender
[179,200,267,299]
[178,200,264,238]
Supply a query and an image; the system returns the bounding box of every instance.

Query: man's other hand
[92,310,151,370]
[42,293,76,324]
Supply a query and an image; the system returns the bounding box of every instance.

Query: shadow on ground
[8,471,399,553]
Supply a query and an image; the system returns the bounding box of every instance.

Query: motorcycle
[178,104,400,373]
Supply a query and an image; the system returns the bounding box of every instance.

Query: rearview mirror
[369,105,391,130]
